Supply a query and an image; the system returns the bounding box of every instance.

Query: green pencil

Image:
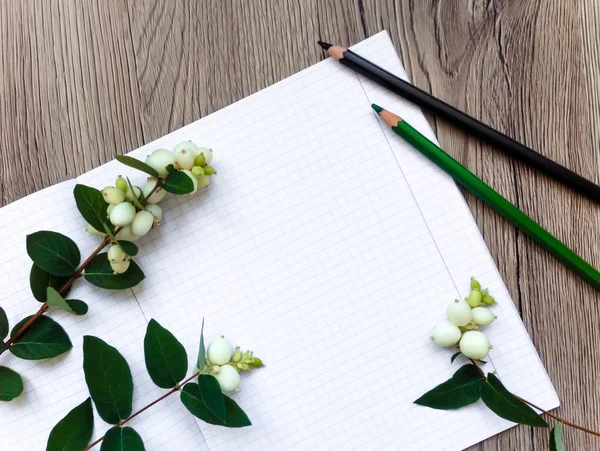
[372,103,600,292]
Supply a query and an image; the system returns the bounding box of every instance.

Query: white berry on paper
[109,202,136,227]
[215,364,241,392]
[459,331,490,360]
[207,337,233,365]
[145,148,175,177]
[447,300,472,327]
[471,307,496,326]
[130,211,154,237]
[431,321,461,347]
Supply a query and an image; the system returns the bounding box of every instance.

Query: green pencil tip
[371,103,383,114]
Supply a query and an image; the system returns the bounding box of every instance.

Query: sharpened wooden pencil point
[371,103,382,114]
[317,40,332,50]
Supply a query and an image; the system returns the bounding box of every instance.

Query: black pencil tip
[371,103,383,114]
[317,40,332,50]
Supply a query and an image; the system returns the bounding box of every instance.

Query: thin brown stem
[3,176,166,351]
[468,359,600,438]
[82,370,202,451]
[515,395,600,438]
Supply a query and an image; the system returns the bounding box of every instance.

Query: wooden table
[1,1,599,449]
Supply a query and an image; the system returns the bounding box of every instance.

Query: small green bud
[240,363,250,371]
[250,357,263,368]
[465,289,482,308]
[116,176,128,192]
[470,277,481,290]
[191,165,205,177]
[203,165,215,176]
[235,362,244,370]
[482,294,496,305]
[194,153,206,166]
[231,347,242,363]
[242,351,252,362]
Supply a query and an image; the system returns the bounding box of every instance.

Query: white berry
[180,169,198,194]
[107,245,127,263]
[197,175,210,188]
[86,224,106,237]
[115,225,140,242]
[109,202,136,227]
[196,147,213,164]
[174,141,198,157]
[207,337,233,365]
[214,364,241,392]
[125,186,142,203]
[145,204,163,226]
[145,148,175,177]
[459,331,490,360]
[110,259,130,274]
[107,204,115,216]
[102,186,126,205]
[471,307,496,326]
[143,180,166,204]
[447,300,472,327]
[431,321,461,347]
[130,211,154,237]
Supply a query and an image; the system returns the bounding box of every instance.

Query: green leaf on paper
[73,184,113,233]
[46,398,94,451]
[480,373,548,428]
[118,241,138,257]
[180,383,251,428]
[450,352,460,364]
[165,164,176,174]
[0,306,8,340]
[414,364,484,410]
[83,336,134,424]
[197,375,226,421]
[0,366,24,401]
[100,426,145,451]
[65,300,88,315]
[10,316,72,360]
[549,422,565,451]
[84,253,145,290]
[115,154,159,179]
[162,171,194,195]
[30,264,71,303]
[197,318,206,370]
[46,287,86,315]
[144,319,188,389]
[26,231,81,277]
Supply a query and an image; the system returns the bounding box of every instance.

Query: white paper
[0,31,558,451]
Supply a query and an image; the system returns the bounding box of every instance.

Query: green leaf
[197,318,206,370]
[65,300,88,315]
[115,154,159,178]
[30,264,71,302]
[414,364,484,410]
[84,253,145,290]
[73,184,113,233]
[26,231,81,277]
[197,375,226,421]
[0,366,24,401]
[480,373,548,428]
[162,171,194,194]
[83,336,133,424]
[126,177,145,210]
[0,306,8,340]
[144,319,188,389]
[46,398,94,451]
[450,352,460,364]
[180,383,251,428]
[10,316,72,360]
[45,289,87,315]
[165,164,176,174]
[119,241,138,257]
[549,422,565,451]
[100,426,145,451]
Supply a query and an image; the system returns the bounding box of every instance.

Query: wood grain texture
[1,0,599,449]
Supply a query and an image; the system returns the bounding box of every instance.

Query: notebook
[0,31,558,451]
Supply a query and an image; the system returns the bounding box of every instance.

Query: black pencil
[318,40,600,204]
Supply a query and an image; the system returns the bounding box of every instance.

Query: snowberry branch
[2,178,165,352]
[82,369,204,451]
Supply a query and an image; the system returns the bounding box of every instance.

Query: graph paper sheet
[0,31,557,450]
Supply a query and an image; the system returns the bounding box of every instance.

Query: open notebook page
[0,31,557,450]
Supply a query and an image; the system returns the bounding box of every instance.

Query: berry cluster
[206,336,263,392]
[431,277,497,360]
[87,141,215,274]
